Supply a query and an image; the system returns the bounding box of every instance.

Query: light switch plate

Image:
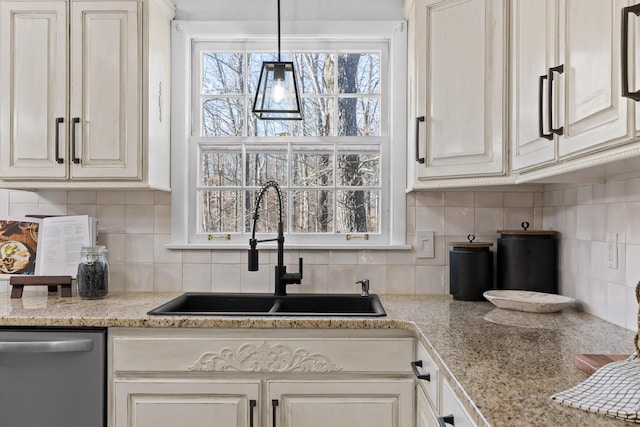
[416,230,435,258]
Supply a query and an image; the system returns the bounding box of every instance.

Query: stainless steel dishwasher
[0,328,106,427]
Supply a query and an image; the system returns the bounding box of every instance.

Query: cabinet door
[114,380,260,427]
[268,379,413,427]
[416,0,506,179]
[0,0,68,179]
[440,379,476,427]
[69,1,140,179]
[557,0,630,157]
[510,0,557,171]
[416,385,439,427]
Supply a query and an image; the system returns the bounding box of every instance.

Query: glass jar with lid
[77,245,109,299]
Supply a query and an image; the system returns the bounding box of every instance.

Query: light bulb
[272,80,285,104]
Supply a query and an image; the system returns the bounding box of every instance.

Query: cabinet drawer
[441,378,475,427]
[111,328,413,374]
[414,341,439,409]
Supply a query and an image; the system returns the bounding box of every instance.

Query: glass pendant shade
[253,61,303,120]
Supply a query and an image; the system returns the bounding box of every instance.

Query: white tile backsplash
[6,182,637,331]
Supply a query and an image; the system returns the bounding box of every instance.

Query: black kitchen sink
[147,292,386,317]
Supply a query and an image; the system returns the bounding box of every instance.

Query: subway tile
[328,250,358,265]
[576,205,592,240]
[183,249,212,264]
[240,267,270,293]
[626,244,640,288]
[415,191,444,207]
[67,204,97,217]
[125,190,155,205]
[474,192,503,207]
[124,263,154,292]
[97,204,126,233]
[97,191,126,205]
[445,191,474,207]
[327,265,358,293]
[301,264,329,293]
[625,285,639,331]
[590,204,607,243]
[386,265,415,294]
[154,234,182,264]
[154,190,172,205]
[606,282,626,327]
[68,191,97,204]
[406,205,416,236]
[8,190,37,204]
[36,190,67,205]
[125,205,155,234]
[563,187,577,206]
[108,263,125,292]
[560,238,577,274]
[626,202,640,244]
[300,250,329,265]
[356,264,386,294]
[183,264,213,292]
[125,234,154,263]
[576,185,593,204]
[357,250,387,265]
[154,263,183,292]
[100,233,125,263]
[627,177,640,202]
[211,264,241,292]
[504,192,534,208]
[416,206,445,235]
[154,204,171,234]
[386,246,417,265]
[415,266,445,294]
[577,240,592,278]
[444,207,474,236]
[36,204,67,216]
[606,203,626,243]
[475,207,503,235]
[559,272,577,299]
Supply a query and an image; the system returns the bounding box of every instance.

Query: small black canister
[449,235,494,301]
[497,222,557,293]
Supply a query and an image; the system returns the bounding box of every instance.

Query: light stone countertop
[0,291,636,427]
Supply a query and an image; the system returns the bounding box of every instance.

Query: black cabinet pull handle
[438,414,455,426]
[548,65,564,136]
[415,116,425,164]
[55,117,64,163]
[538,74,553,140]
[411,360,431,381]
[71,117,80,164]
[272,399,279,427]
[249,399,256,427]
[622,5,640,100]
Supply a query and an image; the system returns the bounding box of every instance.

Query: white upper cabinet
[557,0,630,157]
[510,0,557,171]
[409,0,508,183]
[0,1,68,179]
[0,0,174,189]
[512,0,635,176]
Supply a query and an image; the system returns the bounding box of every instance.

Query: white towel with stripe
[551,354,640,423]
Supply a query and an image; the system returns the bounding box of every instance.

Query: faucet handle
[356,279,370,297]
[298,257,303,280]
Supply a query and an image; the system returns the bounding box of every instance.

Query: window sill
[165,243,412,251]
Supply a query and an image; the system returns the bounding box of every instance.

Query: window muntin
[192,40,388,245]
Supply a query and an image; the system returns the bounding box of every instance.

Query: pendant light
[252,0,303,120]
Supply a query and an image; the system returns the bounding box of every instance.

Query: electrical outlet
[416,230,435,258]
[606,232,618,269]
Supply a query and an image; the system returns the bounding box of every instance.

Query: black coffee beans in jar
[77,245,109,299]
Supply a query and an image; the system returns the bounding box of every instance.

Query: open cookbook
[0,215,97,277]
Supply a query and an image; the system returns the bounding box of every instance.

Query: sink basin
[147,292,386,317]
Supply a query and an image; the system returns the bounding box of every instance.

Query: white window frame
[169,20,408,250]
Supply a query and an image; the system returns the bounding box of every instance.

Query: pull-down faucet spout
[248,181,303,296]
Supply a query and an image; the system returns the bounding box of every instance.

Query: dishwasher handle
[0,339,94,354]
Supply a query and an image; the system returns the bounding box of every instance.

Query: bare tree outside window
[197,47,382,238]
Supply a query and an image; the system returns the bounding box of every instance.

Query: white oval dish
[483,290,575,313]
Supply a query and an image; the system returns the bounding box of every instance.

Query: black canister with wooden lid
[449,235,493,301]
[496,222,558,293]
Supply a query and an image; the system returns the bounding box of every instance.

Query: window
[170,21,407,249]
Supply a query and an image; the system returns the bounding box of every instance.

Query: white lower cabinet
[413,342,477,427]
[109,328,415,427]
[268,380,413,427]
[114,380,260,427]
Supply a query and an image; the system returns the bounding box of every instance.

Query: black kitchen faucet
[248,181,303,296]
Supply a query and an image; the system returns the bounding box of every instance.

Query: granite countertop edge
[0,291,636,427]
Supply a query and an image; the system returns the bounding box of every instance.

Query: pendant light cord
[277,0,281,61]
